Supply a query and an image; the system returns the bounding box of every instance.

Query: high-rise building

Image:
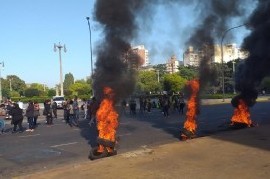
[132,45,149,67]
[183,44,249,66]
[183,46,200,67]
[166,55,180,74]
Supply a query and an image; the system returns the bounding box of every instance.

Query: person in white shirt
[17,100,24,110]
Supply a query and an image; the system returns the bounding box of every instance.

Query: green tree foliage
[260,76,270,92]
[47,89,56,97]
[24,88,41,97]
[178,66,198,80]
[9,91,20,97]
[63,73,74,91]
[69,81,91,96]
[6,75,26,95]
[136,71,161,94]
[163,73,187,93]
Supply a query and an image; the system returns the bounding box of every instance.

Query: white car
[52,96,65,109]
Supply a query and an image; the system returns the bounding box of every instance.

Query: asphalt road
[0,101,269,177]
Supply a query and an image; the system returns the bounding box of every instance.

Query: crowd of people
[0,94,186,134]
[121,94,186,117]
[0,96,100,134]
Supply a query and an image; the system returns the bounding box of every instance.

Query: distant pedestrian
[10,103,24,133]
[73,96,80,123]
[179,97,185,115]
[52,101,57,119]
[68,100,78,127]
[89,97,99,126]
[44,100,53,125]
[25,101,35,132]
[33,101,40,127]
[121,99,127,115]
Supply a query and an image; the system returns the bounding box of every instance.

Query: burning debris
[181,79,200,140]
[89,87,118,160]
[230,99,253,129]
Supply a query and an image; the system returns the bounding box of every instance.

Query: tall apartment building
[213,43,248,63]
[183,46,200,67]
[166,55,180,74]
[132,45,149,67]
[183,44,249,66]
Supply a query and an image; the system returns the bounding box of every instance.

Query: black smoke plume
[233,0,270,107]
[93,0,150,102]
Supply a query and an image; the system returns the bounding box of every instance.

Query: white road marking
[19,134,40,138]
[50,142,78,148]
[118,133,132,137]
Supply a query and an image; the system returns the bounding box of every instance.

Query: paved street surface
[0,100,270,178]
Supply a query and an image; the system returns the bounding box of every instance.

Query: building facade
[183,44,249,66]
[132,45,149,67]
[166,55,180,74]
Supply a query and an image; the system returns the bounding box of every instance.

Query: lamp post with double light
[54,43,66,97]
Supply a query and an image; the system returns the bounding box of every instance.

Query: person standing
[68,100,78,127]
[33,101,40,127]
[73,96,79,124]
[52,101,57,119]
[89,97,99,126]
[44,100,53,125]
[10,103,24,133]
[25,101,35,132]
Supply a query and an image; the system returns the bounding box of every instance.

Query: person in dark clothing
[44,100,53,125]
[62,99,68,123]
[25,101,35,132]
[52,101,57,119]
[10,103,24,133]
[89,97,99,126]
[33,101,40,127]
[179,97,185,115]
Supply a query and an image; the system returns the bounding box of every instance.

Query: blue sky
[0,1,254,88]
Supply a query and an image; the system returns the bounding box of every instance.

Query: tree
[47,89,56,97]
[163,73,187,93]
[63,73,74,92]
[178,66,198,80]
[6,75,26,95]
[69,81,91,96]
[24,88,40,97]
[136,70,161,94]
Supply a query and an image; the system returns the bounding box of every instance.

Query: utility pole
[9,78,12,91]
[0,62,4,102]
[54,42,66,96]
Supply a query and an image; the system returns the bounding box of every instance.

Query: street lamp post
[220,24,246,102]
[54,42,66,97]
[0,62,4,102]
[9,78,12,91]
[232,60,236,94]
[86,17,93,78]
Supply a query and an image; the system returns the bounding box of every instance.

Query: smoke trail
[186,0,246,98]
[93,0,150,102]
[233,0,270,107]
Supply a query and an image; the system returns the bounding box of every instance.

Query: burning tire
[88,146,108,160]
[97,137,115,148]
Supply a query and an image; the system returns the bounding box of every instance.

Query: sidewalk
[17,124,270,179]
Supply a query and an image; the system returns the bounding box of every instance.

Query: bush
[11,96,50,103]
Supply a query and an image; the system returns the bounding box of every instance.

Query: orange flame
[96,87,119,152]
[182,79,200,135]
[231,99,252,127]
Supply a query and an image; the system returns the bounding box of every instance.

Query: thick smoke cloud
[233,0,270,107]
[185,0,246,107]
[93,0,151,102]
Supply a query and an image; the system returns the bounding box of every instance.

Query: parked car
[52,96,65,109]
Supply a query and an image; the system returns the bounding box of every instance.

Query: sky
[0,0,255,88]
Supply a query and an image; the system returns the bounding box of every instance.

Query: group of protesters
[0,95,100,134]
[121,94,186,118]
